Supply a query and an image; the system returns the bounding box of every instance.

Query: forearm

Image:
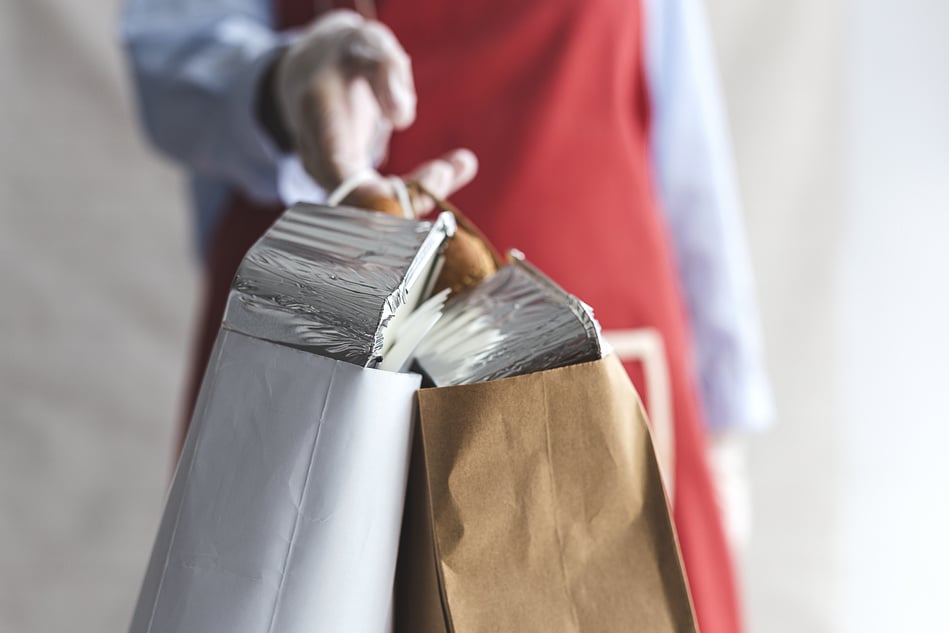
[645,0,774,432]
[121,0,288,200]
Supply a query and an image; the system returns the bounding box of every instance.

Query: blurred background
[1,0,946,631]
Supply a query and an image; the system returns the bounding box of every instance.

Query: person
[122,1,774,632]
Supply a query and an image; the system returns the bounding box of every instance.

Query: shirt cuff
[699,356,776,433]
[224,28,294,202]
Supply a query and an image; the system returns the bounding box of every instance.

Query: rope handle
[406,180,504,268]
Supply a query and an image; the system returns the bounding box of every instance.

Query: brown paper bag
[394,354,697,633]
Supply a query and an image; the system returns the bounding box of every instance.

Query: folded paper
[130,330,420,633]
[395,355,697,633]
[130,204,452,633]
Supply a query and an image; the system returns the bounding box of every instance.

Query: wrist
[255,48,293,153]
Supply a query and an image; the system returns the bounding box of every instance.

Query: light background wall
[704,1,846,630]
[837,0,949,630]
[1,0,946,631]
[0,2,192,630]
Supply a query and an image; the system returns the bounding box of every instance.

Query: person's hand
[272,9,476,216]
[274,10,411,189]
[337,148,479,218]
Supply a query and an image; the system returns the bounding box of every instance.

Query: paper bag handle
[406,180,504,268]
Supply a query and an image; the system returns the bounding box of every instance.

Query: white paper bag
[130,328,420,633]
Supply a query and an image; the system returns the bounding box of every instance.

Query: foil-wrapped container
[414,254,605,386]
[223,202,456,368]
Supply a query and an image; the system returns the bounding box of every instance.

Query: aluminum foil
[414,254,605,385]
[223,202,456,368]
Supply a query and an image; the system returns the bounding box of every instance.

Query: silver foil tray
[223,202,456,368]
[414,254,604,386]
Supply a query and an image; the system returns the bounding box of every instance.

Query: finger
[276,10,368,143]
[410,148,479,197]
[298,78,382,189]
[300,9,365,41]
[342,22,416,129]
[369,116,393,166]
[288,10,365,73]
[405,148,479,216]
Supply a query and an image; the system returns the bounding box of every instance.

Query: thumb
[404,149,479,216]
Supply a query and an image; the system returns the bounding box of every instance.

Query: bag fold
[396,354,696,633]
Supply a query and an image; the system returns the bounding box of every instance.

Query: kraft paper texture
[396,354,696,633]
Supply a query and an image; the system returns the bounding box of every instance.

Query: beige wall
[838,0,949,630]
[705,1,845,630]
[0,2,192,630]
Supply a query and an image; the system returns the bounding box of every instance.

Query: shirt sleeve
[643,0,775,432]
[121,0,287,202]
